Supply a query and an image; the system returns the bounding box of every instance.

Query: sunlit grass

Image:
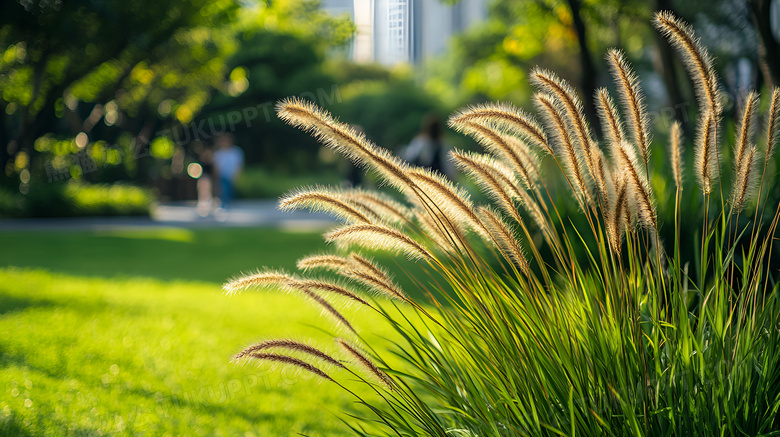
[0,268,396,436]
[94,227,196,243]
[240,14,780,435]
[0,227,429,435]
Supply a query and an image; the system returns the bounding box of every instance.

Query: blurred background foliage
[0,0,778,217]
[3,1,780,435]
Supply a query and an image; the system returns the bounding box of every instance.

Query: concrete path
[0,200,336,231]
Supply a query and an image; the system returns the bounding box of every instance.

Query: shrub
[63,182,153,216]
[334,79,446,149]
[0,181,154,218]
[226,12,780,436]
[234,166,341,199]
[20,182,75,218]
[0,186,23,217]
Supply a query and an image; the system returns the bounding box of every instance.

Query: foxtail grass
[226,12,780,436]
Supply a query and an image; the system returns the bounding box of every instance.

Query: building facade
[322,0,488,65]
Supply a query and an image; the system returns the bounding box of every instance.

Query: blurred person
[193,141,215,217]
[213,133,244,209]
[345,125,365,187]
[402,113,454,178]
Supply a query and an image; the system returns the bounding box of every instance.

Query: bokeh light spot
[75,132,88,149]
[187,162,203,179]
[158,99,172,117]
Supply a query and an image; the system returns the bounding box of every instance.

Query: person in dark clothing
[402,113,454,177]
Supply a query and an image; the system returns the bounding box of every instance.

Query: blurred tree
[437,0,771,132]
[184,0,356,171]
[747,0,780,89]
[0,0,239,180]
[197,31,341,170]
[335,77,445,150]
[435,0,660,124]
[673,0,763,112]
[654,0,686,118]
[0,0,356,194]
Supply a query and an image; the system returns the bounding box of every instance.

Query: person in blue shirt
[213,133,244,208]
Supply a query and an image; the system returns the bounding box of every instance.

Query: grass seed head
[535,92,594,209]
[234,339,345,370]
[694,111,717,195]
[245,352,335,382]
[653,11,721,115]
[280,186,372,224]
[276,98,415,191]
[615,141,657,229]
[448,101,551,154]
[595,87,626,151]
[731,146,759,212]
[297,253,351,272]
[223,270,293,296]
[733,91,760,174]
[765,87,780,160]
[324,223,434,261]
[606,49,651,169]
[669,121,684,191]
[336,339,394,389]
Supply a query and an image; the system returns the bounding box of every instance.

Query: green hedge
[234,166,341,199]
[0,181,153,218]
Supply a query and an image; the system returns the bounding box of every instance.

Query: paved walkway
[0,200,336,231]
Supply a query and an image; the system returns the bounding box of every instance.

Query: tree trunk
[748,0,780,90]
[565,0,599,132]
[0,110,8,173]
[654,0,687,115]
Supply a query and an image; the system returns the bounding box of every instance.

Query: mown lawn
[0,227,414,436]
[0,227,326,283]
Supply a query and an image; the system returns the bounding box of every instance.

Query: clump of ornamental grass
[225,12,780,436]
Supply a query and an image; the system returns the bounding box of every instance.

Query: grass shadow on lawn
[0,227,324,284]
[0,226,441,302]
[0,418,35,437]
[0,294,56,317]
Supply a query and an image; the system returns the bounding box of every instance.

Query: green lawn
[0,227,326,283]
[0,227,412,436]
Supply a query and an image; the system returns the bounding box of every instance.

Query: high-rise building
[352,0,374,62]
[322,0,488,66]
[410,0,486,64]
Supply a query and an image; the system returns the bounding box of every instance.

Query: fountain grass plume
[226,12,780,436]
